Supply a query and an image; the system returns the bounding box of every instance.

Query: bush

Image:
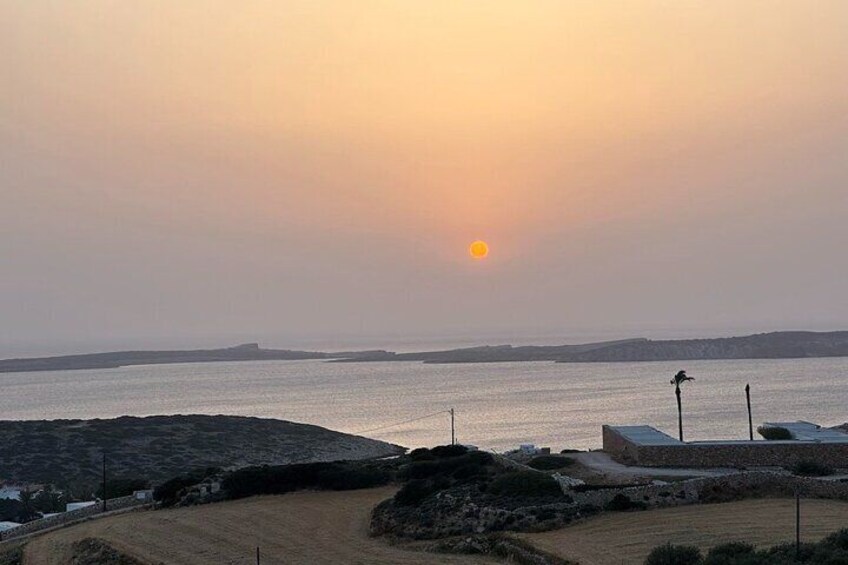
[757,426,792,440]
[430,444,469,458]
[703,542,756,565]
[644,543,702,565]
[409,447,436,461]
[527,455,575,470]
[221,461,391,500]
[486,471,562,498]
[96,477,149,499]
[153,467,221,506]
[604,493,646,512]
[821,529,848,550]
[402,451,493,480]
[394,477,450,507]
[791,460,833,477]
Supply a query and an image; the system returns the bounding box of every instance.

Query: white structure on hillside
[66,501,97,512]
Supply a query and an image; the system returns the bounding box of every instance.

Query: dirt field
[22,487,497,565]
[521,498,848,565]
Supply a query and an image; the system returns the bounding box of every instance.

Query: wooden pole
[675,385,683,442]
[450,408,455,446]
[745,383,753,441]
[102,452,107,513]
[256,546,260,565]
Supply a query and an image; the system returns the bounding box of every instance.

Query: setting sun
[469,240,489,259]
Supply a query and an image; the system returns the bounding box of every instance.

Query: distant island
[2,331,848,373]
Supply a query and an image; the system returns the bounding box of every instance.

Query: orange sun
[469,240,489,259]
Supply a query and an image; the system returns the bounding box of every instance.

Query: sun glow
[469,240,489,259]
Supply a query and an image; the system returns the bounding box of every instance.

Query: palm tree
[670,370,694,441]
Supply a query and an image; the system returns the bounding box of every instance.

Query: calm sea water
[1,358,847,451]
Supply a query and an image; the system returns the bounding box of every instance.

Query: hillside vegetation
[0,415,402,494]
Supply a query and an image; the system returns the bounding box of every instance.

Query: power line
[354,409,451,435]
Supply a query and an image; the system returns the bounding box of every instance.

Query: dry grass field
[22,487,497,565]
[520,498,848,565]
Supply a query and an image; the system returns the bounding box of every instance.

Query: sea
[2,357,847,452]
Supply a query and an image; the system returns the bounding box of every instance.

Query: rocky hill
[0,415,403,492]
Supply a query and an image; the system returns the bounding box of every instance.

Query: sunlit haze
[2,1,847,356]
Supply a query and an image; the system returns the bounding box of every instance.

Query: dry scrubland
[22,487,496,565]
[20,489,848,564]
[521,498,848,565]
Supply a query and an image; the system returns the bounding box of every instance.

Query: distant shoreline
[2,331,848,373]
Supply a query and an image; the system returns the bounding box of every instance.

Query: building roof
[609,421,848,447]
[763,421,848,443]
[607,425,683,446]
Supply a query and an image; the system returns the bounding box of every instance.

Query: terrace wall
[0,495,146,542]
[603,425,848,468]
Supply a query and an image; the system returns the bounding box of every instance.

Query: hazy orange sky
[2,1,847,354]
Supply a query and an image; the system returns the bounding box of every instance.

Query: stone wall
[570,472,848,511]
[602,426,848,468]
[0,495,146,541]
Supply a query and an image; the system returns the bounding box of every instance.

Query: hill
[336,331,848,363]
[4,331,848,372]
[0,415,403,493]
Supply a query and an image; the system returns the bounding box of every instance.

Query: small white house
[0,487,22,501]
[133,489,154,502]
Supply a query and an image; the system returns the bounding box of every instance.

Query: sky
[1,1,847,356]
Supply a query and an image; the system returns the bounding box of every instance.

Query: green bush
[153,467,221,506]
[644,543,702,565]
[703,542,756,565]
[430,444,469,458]
[527,455,575,470]
[791,460,833,477]
[604,493,646,512]
[486,471,562,498]
[96,477,149,499]
[394,477,450,507]
[757,426,792,440]
[221,461,391,500]
[402,451,493,480]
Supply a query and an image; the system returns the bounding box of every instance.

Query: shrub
[153,467,221,506]
[791,460,833,477]
[644,543,702,565]
[487,471,562,498]
[757,426,792,440]
[604,493,646,512]
[821,529,848,550]
[430,444,469,458]
[402,451,493,480]
[703,542,757,565]
[221,461,391,500]
[394,477,451,507]
[96,477,149,499]
[409,447,435,461]
[527,455,575,470]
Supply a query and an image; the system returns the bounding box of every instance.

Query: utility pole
[450,408,455,446]
[256,546,260,565]
[102,452,107,513]
[745,383,753,441]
